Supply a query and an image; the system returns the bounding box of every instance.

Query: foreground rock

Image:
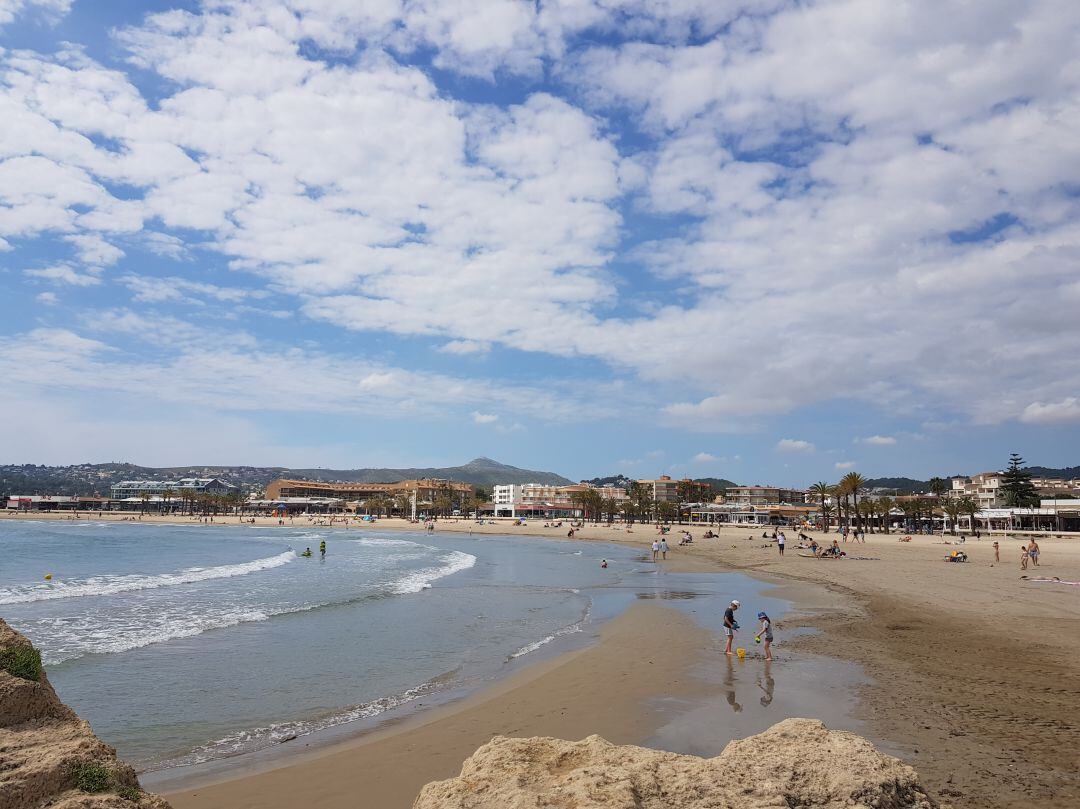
[0,619,170,809]
[414,718,941,809]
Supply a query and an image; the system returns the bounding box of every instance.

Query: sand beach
[7,511,1079,808]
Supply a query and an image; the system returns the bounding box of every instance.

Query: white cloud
[1,0,1078,440]
[691,451,718,463]
[471,411,499,424]
[119,274,257,304]
[63,233,124,267]
[0,0,71,27]
[0,325,612,425]
[438,340,491,355]
[36,291,58,305]
[860,435,897,446]
[1020,398,1080,425]
[776,438,814,453]
[24,263,101,287]
[835,461,857,470]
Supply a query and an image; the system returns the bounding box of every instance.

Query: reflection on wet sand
[635,591,705,600]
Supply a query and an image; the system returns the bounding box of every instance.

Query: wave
[151,671,458,770]
[0,551,296,605]
[34,550,477,663]
[390,550,476,594]
[508,601,592,661]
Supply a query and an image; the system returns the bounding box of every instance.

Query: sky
[1,0,1079,486]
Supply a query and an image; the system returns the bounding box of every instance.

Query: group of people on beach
[723,600,774,661]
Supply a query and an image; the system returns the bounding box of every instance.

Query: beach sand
[9,511,1080,808]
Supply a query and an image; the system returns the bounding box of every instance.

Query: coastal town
[6,460,1080,534]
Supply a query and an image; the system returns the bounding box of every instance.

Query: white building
[950,472,1005,509]
[110,478,236,498]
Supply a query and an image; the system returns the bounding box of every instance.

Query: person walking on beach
[993,541,1000,562]
[1020,544,1030,570]
[777,532,785,556]
[651,540,660,561]
[754,611,773,661]
[659,538,669,560]
[1028,539,1040,566]
[723,600,740,656]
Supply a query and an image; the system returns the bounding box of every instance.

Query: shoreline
[9,513,1080,807]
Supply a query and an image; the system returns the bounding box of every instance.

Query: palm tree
[602,497,619,524]
[394,492,412,518]
[162,488,176,515]
[833,478,852,533]
[820,503,834,530]
[841,472,868,533]
[928,477,949,498]
[876,496,895,534]
[941,499,962,535]
[808,482,834,531]
[958,495,979,533]
[139,492,150,515]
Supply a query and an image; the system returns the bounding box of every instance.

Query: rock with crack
[0,619,171,809]
[413,718,943,808]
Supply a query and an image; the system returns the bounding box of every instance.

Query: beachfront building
[264,478,473,516]
[949,473,1006,509]
[637,476,712,503]
[724,486,808,507]
[489,482,628,518]
[110,478,237,498]
[5,495,112,511]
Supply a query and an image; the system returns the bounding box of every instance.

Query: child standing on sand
[993,541,1000,562]
[1020,544,1029,570]
[755,611,773,660]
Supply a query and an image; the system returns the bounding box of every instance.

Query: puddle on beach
[642,649,870,757]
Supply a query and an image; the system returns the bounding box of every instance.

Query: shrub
[0,645,42,682]
[117,785,142,802]
[71,760,112,793]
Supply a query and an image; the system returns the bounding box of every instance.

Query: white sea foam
[152,677,446,769]
[0,551,296,605]
[389,550,476,594]
[508,600,592,661]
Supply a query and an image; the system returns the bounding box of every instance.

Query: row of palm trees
[138,489,246,515]
[808,473,978,534]
[568,482,703,524]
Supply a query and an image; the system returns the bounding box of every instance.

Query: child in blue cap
[754,611,773,660]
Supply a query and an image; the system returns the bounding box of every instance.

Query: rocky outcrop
[0,619,170,809]
[414,718,942,809]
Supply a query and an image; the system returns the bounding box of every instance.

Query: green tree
[808,482,834,532]
[928,477,949,497]
[1000,453,1039,508]
[941,499,962,535]
[841,472,867,532]
[656,500,677,522]
[876,496,895,534]
[958,495,979,532]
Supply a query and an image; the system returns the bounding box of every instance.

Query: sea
[0,519,797,775]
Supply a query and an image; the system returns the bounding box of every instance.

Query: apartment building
[723,485,808,507]
[111,478,236,498]
[636,476,712,503]
[949,473,1005,509]
[265,478,472,504]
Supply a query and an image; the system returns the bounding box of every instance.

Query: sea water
[0,519,789,773]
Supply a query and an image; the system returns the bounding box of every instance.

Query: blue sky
[1,0,1079,486]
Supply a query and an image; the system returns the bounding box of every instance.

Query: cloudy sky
[2,0,1078,484]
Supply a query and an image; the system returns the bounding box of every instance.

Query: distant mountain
[283,458,573,487]
[584,474,737,492]
[0,458,572,498]
[1026,466,1080,479]
[694,477,739,492]
[863,477,931,495]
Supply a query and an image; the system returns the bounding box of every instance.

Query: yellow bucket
[736,648,746,659]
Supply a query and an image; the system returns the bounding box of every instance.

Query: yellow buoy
[44,573,53,581]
